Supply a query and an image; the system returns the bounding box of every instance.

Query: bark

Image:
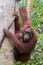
[0,0,16,65]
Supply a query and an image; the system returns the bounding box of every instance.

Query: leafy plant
[31,0,43,34]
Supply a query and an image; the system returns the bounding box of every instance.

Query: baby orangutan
[3,7,37,62]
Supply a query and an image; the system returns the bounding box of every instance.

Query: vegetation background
[14,0,43,65]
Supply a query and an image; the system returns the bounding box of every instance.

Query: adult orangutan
[3,7,37,62]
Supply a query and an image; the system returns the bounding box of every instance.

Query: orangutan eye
[25,28,31,33]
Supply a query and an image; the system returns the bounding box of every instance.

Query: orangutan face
[18,27,33,42]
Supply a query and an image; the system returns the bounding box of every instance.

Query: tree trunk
[0,0,16,65]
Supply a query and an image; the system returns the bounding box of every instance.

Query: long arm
[19,6,31,25]
[14,13,20,33]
